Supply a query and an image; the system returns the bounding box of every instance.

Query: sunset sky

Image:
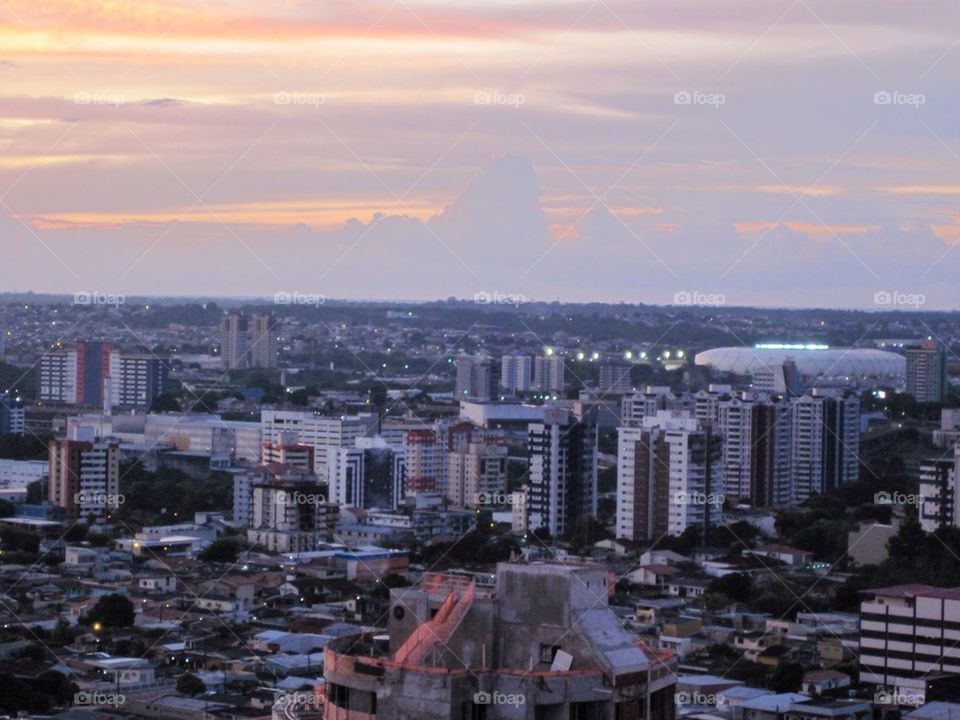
[1,0,959,307]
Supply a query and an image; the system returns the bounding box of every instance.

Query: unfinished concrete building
[321,562,676,720]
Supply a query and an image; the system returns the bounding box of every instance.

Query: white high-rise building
[455,355,496,400]
[500,353,533,394]
[446,440,508,507]
[248,312,278,369]
[329,437,406,510]
[716,393,792,506]
[919,446,960,533]
[790,390,859,502]
[260,410,377,478]
[38,350,78,403]
[533,354,565,394]
[616,411,722,541]
[220,312,248,370]
[526,407,597,537]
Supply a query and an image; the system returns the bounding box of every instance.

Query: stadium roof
[695,346,904,377]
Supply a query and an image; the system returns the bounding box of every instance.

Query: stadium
[694,344,905,381]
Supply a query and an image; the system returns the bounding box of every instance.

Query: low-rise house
[785,699,870,720]
[749,544,813,566]
[737,693,811,720]
[802,670,851,697]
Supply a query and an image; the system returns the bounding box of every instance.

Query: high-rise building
[616,411,722,541]
[919,448,959,533]
[108,353,169,409]
[526,406,597,537]
[404,428,446,494]
[329,437,406,509]
[0,394,24,436]
[260,410,377,478]
[241,466,339,553]
[621,386,688,427]
[499,353,532,394]
[860,584,960,705]
[38,341,110,405]
[533,353,565,394]
[717,393,792,506]
[38,349,78,403]
[598,361,632,394]
[446,439,507,507]
[790,390,859,502]
[48,437,120,520]
[248,312,278,369]
[38,343,168,409]
[906,341,948,403]
[455,355,496,400]
[220,312,248,370]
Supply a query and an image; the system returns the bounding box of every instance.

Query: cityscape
[2,2,960,720]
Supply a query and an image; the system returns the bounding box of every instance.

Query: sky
[1,0,959,308]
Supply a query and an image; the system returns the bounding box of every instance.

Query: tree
[176,672,206,697]
[150,393,181,412]
[767,661,805,692]
[87,593,135,628]
[289,388,310,406]
[199,538,242,563]
[706,573,754,603]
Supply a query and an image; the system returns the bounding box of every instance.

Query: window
[540,644,561,663]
